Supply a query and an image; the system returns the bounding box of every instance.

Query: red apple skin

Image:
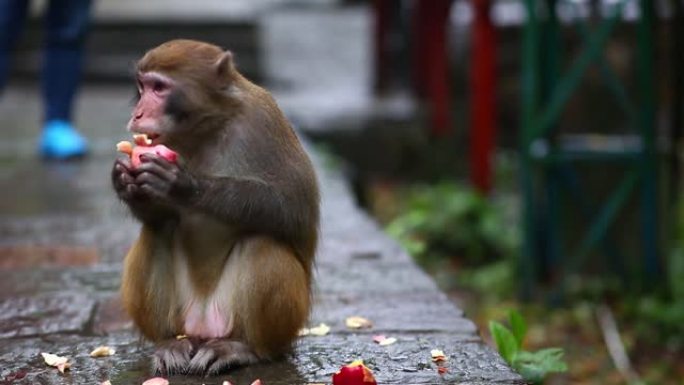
[131,145,178,168]
[332,363,377,385]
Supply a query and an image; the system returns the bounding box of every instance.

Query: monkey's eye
[152,80,170,95]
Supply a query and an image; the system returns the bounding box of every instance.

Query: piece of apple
[116,137,178,168]
[131,144,178,168]
[133,133,152,146]
[116,141,133,155]
[332,360,377,385]
[141,377,169,385]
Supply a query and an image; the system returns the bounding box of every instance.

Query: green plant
[385,182,518,267]
[489,310,568,384]
[455,260,515,299]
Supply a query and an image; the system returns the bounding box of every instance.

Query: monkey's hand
[112,156,179,225]
[132,154,199,208]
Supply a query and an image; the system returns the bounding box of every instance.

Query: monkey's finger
[140,153,177,172]
[139,183,167,201]
[187,346,218,375]
[120,184,140,201]
[112,160,134,185]
[118,172,135,187]
[135,171,170,192]
[115,156,134,171]
[135,158,176,182]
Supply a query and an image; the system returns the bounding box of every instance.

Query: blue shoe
[39,120,89,159]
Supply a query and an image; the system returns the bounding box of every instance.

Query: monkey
[111,39,319,376]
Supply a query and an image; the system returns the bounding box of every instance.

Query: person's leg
[0,0,30,92]
[40,0,92,159]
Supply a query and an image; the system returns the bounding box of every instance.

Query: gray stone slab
[314,260,439,294]
[0,293,96,338]
[294,334,523,384]
[0,333,147,385]
[311,292,478,335]
[0,333,522,385]
[317,231,413,266]
[0,265,121,297]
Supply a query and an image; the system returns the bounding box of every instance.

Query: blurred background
[1,0,682,384]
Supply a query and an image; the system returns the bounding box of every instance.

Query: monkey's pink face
[128,71,174,144]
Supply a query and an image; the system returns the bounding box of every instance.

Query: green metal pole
[541,0,564,302]
[636,0,661,289]
[520,0,540,300]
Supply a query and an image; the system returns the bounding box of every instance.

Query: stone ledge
[0,333,520,385]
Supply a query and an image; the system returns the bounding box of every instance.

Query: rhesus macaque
[111,39,319,376]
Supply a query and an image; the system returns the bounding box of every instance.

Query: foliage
[455,260,515,299]
[627,296,684,349]
[385,182,518,267]
[489,310,568,384]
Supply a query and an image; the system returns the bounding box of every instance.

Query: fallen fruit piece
[250,380,262,385]
[41,352,71,373]
[437,367,448,375]
[101,381,112,385]
[332,360,377,385]
[431,349,448,362]
[221,381,233,385]
[345,316,373,329]
[176,334,188,340]
[90,346,116,357]
[372,335,397,346]
[57,363,70,373]
[142,377,169,385]
[41,352,67,366]
[299,323,330,337]
[309,323,331,336]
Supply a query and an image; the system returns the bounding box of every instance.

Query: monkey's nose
[134,111,143,120]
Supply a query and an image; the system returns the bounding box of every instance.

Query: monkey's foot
[187,339,258,376]
[152,337,198,375]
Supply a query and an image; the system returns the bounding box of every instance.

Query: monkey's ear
[215,51,235,80]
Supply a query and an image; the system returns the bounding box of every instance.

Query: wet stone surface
[0,293,96,338]
[0,84,523,384]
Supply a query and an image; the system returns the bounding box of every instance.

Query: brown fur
[115,39,319,373]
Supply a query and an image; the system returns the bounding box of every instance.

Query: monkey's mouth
[131,132,163,146]
[147,133,162,144]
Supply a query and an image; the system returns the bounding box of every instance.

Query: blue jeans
[0,0,93,123]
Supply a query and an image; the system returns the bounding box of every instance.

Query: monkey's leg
[187,236,311,375]
[152,337,200,375]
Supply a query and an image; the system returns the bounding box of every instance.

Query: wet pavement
[0,84,523,385]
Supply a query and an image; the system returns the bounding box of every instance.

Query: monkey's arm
[132,154,316,242]
[112,157,179,226]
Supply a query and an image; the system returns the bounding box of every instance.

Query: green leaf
[508,310,527,349]
[515,348,568,375]
[513,348,567,384]
[515,363,546,384]
[488,320,519,365]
